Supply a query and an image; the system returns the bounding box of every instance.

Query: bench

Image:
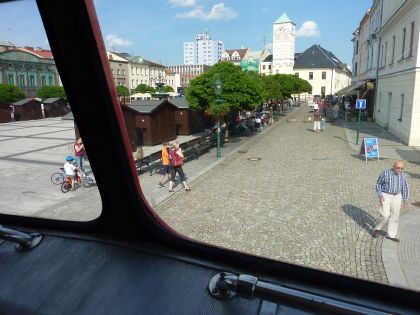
[135,151,162,176]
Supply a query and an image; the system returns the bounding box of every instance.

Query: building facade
[183,30,224,66]
[294,45,352,97]
[272,12,295,74]
[350,0,420,145]
[0,46,60,97]
[107,51,129,87]
[166,64,211,90]
[375,0,420,145]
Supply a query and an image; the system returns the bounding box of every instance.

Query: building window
[402,27,406,59]
[48,76,53,86]
[356,40,359,55]
[29,75,35,87]
[399,94,404,121]
[409,22,415,57]
[354,62,358,75]
[309,72,313,80]
[391,36,395,64]
[19,74,25,87]
[380,44,384,67]
[263,65,266,70]
[295,72,299,78]
[378,92,381,112]
[122,70,125,75]
[321,86,326,98]
[117,69,120,75]
[322,71,326,80]
[268,65,271,70]
[112,69,114,75]
[41,76,46,86]
[8,74,14,85]
[384,41,387,65]
[132,79,135,88]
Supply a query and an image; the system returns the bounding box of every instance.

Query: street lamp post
[215,75,222,158]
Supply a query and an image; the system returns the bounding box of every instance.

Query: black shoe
[158,183,164,188]
[373,230,381,238]
[185,188,191,191]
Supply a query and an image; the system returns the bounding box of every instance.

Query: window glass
[0,0,101,222]
[1,0,420,294]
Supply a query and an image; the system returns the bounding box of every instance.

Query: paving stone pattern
[155,107,420,285]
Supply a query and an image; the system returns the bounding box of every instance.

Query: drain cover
[247,157,262,161]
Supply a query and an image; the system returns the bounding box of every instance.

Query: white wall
[294,68,350,96]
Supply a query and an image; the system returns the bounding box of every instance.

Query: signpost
[360,137,380,162]
[355,99,366,145]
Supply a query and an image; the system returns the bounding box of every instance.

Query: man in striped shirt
[373,160,409,242]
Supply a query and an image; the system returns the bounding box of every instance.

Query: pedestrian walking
[74,137,86,174]
[333,104,339,121]
[168,142,191,192]
[373,160,409,242]
[158,143,171,188]
[313,109,322,133]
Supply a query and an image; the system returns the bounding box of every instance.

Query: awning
[336,80,369,96]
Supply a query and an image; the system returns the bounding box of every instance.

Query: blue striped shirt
[376,169,409,202]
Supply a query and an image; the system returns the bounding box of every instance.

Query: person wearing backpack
[168,142,191,192]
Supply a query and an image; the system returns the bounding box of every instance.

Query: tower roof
[274,12,293,24]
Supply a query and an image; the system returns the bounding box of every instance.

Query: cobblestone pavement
[155,107,420,285]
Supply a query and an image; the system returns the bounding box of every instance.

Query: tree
[116,85,129,97]
[0,84,25,103]
[186,62,264,115]
[37,86,66,100]
[261,74,312,102]
[163,85,174,92]
[134,84,155,94]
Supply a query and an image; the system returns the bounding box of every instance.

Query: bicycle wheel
[61,181,71,193]
[83,177,94,188]
[51,172,65,185]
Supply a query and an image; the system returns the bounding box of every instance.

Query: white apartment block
[183,30,224,66]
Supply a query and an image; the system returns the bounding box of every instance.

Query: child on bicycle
[64,155,79,190]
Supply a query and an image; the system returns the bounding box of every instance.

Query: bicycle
[50,168,66,185]
[61,171,95,193]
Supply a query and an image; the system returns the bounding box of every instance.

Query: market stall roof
[336,80,369,95]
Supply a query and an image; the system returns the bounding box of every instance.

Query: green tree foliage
[163,85,174,92]
[116,85,130,97]
[186,62,264,115]
[0,84,25,102]
[37,86,66,100]
[261,74,312,101]
[134,84,155,93]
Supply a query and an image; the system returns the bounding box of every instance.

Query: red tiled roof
[223,48,248,59]
[21,46,54,59]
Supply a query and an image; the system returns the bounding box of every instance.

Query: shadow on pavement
[342,204,377,235]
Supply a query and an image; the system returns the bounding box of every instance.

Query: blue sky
[1,0,372,66]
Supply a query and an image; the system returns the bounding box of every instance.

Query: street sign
[360,137,380,162]
[355,99,366,109]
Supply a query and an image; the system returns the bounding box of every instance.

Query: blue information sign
[355,99,366,109]
[361,137,379,162]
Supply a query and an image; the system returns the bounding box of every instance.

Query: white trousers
[374,192,402,238]
[313,121,321,131]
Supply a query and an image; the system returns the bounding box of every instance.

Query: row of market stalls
[0,98,68,123]
[64,97,210,151]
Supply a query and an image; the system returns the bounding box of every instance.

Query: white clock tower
[272,12,295,74]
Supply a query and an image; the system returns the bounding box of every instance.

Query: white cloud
[104,34,133,47]
[168,0,196,7]
[176,3,238,20]
[296,21,320,38]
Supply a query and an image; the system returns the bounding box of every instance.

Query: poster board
[360,137,380,162]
